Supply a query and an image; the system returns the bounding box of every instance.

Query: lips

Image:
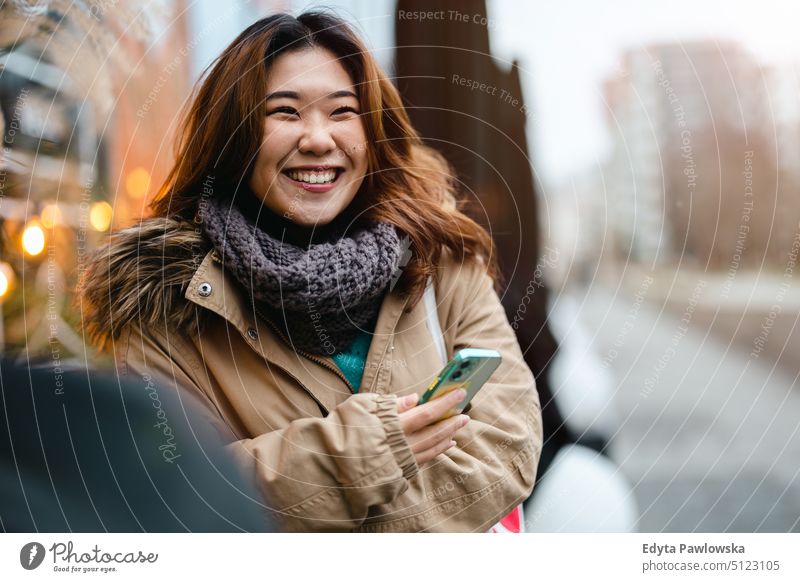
[281,165,344,192]
[281,166,344,185]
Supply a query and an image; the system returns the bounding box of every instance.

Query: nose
[298,116,336,156]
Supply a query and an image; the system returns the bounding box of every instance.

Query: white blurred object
[527,293,638,532]
[551,342,618,440]
[548,294,619,440]
[524,444,638,532]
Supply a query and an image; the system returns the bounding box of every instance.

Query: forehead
[266,47,356,97]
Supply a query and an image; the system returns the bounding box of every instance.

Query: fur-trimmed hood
[77,217,211,351]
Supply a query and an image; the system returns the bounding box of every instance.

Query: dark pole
[395,0,566,477]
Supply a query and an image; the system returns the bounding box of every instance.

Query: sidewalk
[561,284,800,531]
[608,266,800,374]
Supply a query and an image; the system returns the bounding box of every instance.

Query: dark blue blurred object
[0,359,272,532]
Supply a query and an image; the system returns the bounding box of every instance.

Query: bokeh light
[41,204,62,229]
[126,167,151,199]
[22,220,46,256]
[89,202,113,232]
[0,262,14,299]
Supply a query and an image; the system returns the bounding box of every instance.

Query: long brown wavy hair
[150,11,499,308]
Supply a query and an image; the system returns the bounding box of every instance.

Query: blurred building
[0,1,294,355]
[0,8,116,353]
[603,41,800,269]
[762,62,800,258]
[544,165,610,285]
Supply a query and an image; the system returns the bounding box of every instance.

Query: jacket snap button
[247,328,258,341]
[197,282,213,297]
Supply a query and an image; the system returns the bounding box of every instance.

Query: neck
[236,190,354,247]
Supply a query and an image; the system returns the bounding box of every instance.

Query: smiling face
[248,47,369,227]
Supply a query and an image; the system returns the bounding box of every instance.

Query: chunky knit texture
[199,195,404,355]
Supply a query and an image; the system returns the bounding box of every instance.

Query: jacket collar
[185,249,411,405]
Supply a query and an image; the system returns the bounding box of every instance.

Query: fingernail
[449,440,457,448]
[452,389,466,402]
[404,394,418,406]
[458,414,470,427]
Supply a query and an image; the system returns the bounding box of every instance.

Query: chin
[291,212,335,228]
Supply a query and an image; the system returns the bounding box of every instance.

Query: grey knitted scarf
[199,195,405,355]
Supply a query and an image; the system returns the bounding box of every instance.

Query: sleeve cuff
[375,394,419,481]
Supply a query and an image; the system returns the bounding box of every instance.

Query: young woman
[80,11,542,532]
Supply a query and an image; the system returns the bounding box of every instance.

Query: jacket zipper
[254,306,355,394]
[210,250,355,393]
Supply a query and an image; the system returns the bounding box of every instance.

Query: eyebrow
[266,90,358,101]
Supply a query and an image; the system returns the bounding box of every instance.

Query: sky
[488,0,800,186]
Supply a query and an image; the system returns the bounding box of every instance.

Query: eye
[332,106,359,117]
[268,106,298,116]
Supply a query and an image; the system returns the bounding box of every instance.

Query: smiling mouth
[282,167,344,185]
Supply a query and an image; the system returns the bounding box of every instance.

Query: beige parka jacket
[82,217,543,532]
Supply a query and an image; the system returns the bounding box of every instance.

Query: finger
[407,414,469,454]
[396,393,419,414]
[401,391,463,433]
[416,438,458,467]
[400,388,466,433]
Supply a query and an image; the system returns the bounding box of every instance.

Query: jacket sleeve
[416,258,543,532]
[114,326,419,532]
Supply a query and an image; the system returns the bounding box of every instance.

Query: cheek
[253,147,273,176]
[264,120,296,138]
[260,122,297,163]
[341,126,368,170]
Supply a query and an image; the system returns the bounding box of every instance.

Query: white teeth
[286,170,337,184]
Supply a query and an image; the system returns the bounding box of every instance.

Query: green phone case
[418,348,502,417]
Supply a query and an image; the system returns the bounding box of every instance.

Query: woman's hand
[396,389,470,467]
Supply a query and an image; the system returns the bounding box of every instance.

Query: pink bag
[488,504,524,533]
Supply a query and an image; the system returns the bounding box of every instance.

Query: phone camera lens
[459,361,470,370]
[452,370,463,380]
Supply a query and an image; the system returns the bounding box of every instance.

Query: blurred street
[560,278,800,532]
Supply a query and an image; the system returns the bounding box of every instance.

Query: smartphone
[418,348,502,418]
